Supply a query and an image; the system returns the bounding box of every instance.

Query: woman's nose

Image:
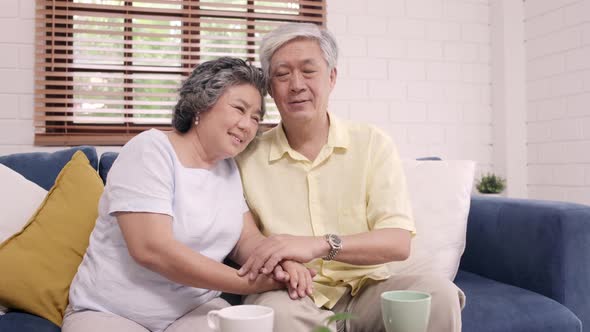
[237,115,254,133]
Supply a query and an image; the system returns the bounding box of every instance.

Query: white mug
[207,305,274,332]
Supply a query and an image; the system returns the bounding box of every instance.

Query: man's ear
[329,67,338,90]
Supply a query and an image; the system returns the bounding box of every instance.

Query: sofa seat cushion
[0,312,60,332]
[0,146,98,190]
[455,270,581,332]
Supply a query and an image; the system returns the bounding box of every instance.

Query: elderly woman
[63,57,313,332]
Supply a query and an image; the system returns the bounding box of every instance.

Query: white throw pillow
[0,164,48,244]
[388,160,475,280]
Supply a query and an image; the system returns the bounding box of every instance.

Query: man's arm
[237,229,410,280]
[238,129,414,280]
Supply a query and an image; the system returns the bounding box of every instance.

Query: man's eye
[275,72,288,77]
[234,106,245,113]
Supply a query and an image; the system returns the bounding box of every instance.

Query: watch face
[330,234,342,247]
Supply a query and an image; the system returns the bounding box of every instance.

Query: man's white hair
[259,23,338,81]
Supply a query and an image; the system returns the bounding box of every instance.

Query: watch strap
[323,234,342,261]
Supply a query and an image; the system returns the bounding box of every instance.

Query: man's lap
[245,274,463,332]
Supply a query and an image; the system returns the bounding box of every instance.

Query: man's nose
[289,72,305,92]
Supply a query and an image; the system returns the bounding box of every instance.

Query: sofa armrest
[459,196,590,328]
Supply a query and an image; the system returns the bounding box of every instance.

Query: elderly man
[236,23,464,332]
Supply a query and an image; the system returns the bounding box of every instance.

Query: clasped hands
[238,235,323,300]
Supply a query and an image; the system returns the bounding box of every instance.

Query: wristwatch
[323,234,343,261]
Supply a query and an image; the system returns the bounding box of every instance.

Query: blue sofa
[1,146,589,332]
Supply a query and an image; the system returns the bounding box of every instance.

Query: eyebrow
[235,98,262,116]
[235,98,251,108]
[273,58,320,69]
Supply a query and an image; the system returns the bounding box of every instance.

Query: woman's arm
[117,212,281,295]
[227,211,267,266]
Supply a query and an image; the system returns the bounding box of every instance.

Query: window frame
[34,0,326,146]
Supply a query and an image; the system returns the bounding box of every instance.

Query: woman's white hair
[259,23,338,80]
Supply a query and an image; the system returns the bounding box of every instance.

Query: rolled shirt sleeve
[366,129,415,234]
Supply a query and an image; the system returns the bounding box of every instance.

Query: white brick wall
[329,0,492,168]
[525,0,590,205]
[0,0,492,176]
[0,0,36,154]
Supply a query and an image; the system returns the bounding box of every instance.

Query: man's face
[268,38,337,124]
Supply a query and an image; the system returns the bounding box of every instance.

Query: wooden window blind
[34,0,326,146]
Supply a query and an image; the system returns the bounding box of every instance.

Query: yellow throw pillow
[0,150,103,326]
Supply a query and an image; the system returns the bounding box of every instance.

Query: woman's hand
[246,272,285,294]
[238,234,328,281]
[274,261,316,299]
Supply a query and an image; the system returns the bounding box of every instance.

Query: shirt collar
[268,113,350,162]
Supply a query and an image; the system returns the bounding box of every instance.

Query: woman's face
[196,84,262,159]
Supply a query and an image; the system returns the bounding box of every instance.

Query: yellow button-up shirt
[236,115,415,308]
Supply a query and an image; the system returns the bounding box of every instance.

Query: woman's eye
[252,116,261,123]
[234,106,245,113]
[275,72,288,77]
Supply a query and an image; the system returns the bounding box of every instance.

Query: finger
[289,268,299,291]
[297,270,307,298]
[248,256,268,280]
[261,252,283,276]
[249,245,280,280]
[250,253,267,280]
[279,264,293,282]
[238,239,276,278]
[307,268,317,278]
[279,263,296,290]
[273,265,288,282]
[237,258,253,276]
[289,284,300,300]
[305,269,313,296]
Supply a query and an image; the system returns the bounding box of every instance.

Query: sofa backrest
[98,152,119,185]
[0,146,98,190]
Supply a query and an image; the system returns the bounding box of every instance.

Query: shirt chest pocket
[337,204,368,235]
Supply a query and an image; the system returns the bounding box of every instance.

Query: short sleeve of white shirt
[106,131,175,217]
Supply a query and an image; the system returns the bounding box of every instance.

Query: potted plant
[476,173,506,195]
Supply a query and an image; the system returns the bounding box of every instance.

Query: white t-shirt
[69,129,247,332]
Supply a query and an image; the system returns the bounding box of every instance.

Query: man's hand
[238,234,327,281]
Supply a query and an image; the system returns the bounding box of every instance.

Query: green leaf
[476,172,506,194]
[312,327,332,332]
[324,312,355,325]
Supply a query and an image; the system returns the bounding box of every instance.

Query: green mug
[381,290,431,332]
